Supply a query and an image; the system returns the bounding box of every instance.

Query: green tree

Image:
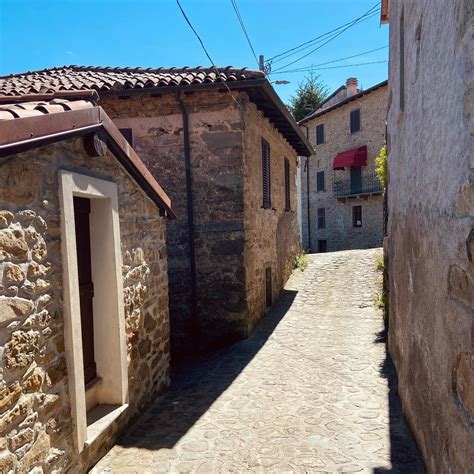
[288,72,329,122]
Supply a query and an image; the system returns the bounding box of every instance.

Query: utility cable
[230,0,260,68]
[272,60,388,75]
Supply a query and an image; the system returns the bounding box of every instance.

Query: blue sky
[0,0,388,103]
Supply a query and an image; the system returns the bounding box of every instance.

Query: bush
[375,145,388,189]
[294,250,308,272]
[376,256,384,271]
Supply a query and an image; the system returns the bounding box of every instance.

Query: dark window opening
[350,166,362,194]
[353,205,363,227]
[262,139,271,209]
[316,124,325,145]
[119,128,133,146]
[318,240,327,253]
[265,266,272,307]
[317,208,326,229]
[73,196,97,385]
[316,171,325,192]
[284,158,291,212]
[350,109,361,134]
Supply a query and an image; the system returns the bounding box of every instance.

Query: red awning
[333,146,367,170]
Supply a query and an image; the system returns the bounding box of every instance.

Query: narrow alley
[92,248,424,473]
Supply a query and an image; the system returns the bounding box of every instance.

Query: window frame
[352,205,363,227]
[316,170,325,192]
[262,138,271,209]
[316,123,325,145]
[317,207,326,229]
[284,157,291,212]
[350,108,361,134]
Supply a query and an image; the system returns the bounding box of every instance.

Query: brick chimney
[346,77,358,97]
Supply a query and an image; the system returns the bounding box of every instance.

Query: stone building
[299,78,388,253]
[0,93,174,471]
[382,0,473,472]
[0,66,314,359]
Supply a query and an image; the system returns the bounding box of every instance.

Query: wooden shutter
[317,171,325,192]
[317,208,326,229]
[284,158,290,211]
[262,139,271,209]
[316,124,324,145]
[350,109,361,133]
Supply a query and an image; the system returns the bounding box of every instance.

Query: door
[73,196,97,385]
[350,166,362,194]
[318,239,327,253]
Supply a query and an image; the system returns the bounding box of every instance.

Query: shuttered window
[262,139,271,209]
[284,158,291,212]
[353,205,362,227]
[119,128,133,146]
[317,208,326,229]
[316,171,325,192]
[350,109,361,134]
[316,124,325,145]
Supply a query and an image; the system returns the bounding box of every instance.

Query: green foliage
[375,145,388,189]
[375,291,387,311]
[288,72,329,122]
[375,256,384,272]
[294,250,308,272]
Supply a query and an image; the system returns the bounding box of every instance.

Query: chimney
[346,77,358,97]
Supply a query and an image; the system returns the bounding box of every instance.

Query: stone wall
[300,85,387,252]
[242,99,300,330]
[386,1,473,473]
[101,90,300,356]
[0,137,170,472]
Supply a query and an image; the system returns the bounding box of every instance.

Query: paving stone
[91,248,425,473]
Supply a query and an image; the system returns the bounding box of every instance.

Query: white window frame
[59,170,128,452]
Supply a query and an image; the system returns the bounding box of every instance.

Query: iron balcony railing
[333,171,383,197]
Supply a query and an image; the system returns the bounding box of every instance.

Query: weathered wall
[300,85,387,252]
[387,1,473,472]
[0,137,170,472]
[101,91,247,356]
[101,90,300,355]
[242,99,300,331]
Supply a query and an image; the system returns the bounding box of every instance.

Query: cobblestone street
[92,248,424,473]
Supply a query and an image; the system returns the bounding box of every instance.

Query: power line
[266,2,380,64]
[271,5,381,73]
[230,0,259,68]
[176,0,215,65]
[272,45,388,74]
[272,60,388,75]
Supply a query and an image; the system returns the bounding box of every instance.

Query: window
[119,128,133,146]
[262,139,271,209]
[350,166,362,194]
[350,109,361,134]
[353,205,362,227]
[316,124,325,145]
[284,158,291,211]
[317,208,326,229]
[318,240,327,253]
[316,171,325,192]
[400,9,405,111]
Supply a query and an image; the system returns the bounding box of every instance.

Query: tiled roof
[0,98,95,120]
[0,66,265,96]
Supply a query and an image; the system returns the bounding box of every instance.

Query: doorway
[318,239,327,253]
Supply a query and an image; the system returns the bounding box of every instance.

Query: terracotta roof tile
[0,66,264,96]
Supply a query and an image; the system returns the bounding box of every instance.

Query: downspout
[301,124,312,251]
[176,91,199,348]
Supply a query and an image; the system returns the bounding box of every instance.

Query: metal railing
[333,171,383,197]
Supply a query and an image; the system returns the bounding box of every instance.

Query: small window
[316,124,325,145]
[262,139,271,209]
[350,109,361,134]
[353,205,362,227]
[318,240,327,253]
[119,128,133,146]
[316,171,325,192]
[317,208,326,229]
[284,158,291,212]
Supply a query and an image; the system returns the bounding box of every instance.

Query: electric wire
[230,0,260,68]
[272,60,388,75]
[272,45,388,74]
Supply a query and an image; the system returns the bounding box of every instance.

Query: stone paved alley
[92,249,424,473]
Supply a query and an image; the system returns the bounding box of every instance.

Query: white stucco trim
[59,170,128,452]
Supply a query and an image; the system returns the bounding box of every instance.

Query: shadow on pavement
[117,289,298,450]
[372,320,425,474]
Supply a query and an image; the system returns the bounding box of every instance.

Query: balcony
[333,171,383,199]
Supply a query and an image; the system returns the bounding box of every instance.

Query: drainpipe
[301,124,312,251]
[176,91,199,348]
